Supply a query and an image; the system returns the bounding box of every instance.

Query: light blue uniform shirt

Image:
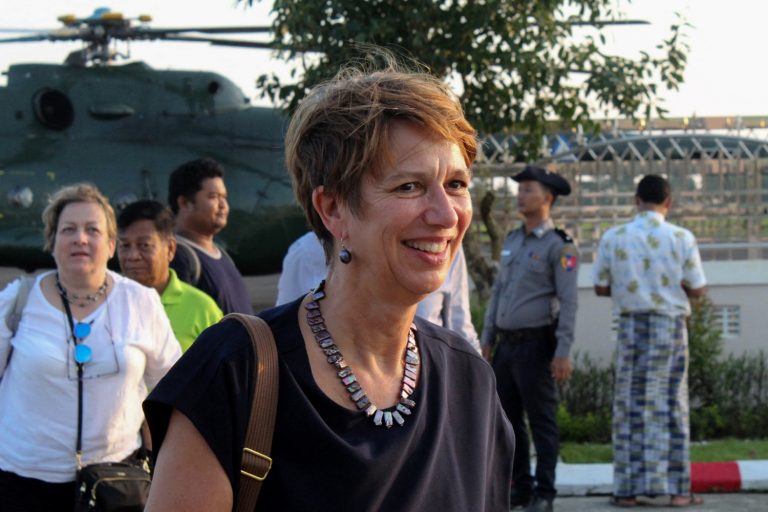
[481,219,579,359]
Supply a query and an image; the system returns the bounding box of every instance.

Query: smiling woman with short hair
[144,63,515,512]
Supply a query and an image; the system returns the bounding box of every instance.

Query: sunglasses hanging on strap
[57,277,152,512]
[58,281,94,471]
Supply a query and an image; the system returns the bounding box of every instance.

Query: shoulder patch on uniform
[554,227,573,243]
[560,245,578,271]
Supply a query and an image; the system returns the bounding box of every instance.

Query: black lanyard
[59,291,87,468]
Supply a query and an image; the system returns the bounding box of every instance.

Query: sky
[0,0,766,118]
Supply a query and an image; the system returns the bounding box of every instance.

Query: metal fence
[471,132,768,262]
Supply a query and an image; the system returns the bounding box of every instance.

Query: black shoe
[524,495,553,512]
[509,488,532,509]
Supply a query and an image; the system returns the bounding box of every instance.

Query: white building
[575,260,768,363]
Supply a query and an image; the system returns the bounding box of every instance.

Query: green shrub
[688,297,723,409]
[557,352,614,417]
[557,404,612,443]
[558,351,768,442]
[690,405,726,440]
[476,288,768,442]
[556,352,614,443]
[554,298,768,442]
[711,352,768,439]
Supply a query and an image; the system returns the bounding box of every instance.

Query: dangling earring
[339,240,352,264]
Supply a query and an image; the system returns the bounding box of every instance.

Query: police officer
[481,166,579,512]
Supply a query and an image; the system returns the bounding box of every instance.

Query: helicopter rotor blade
[0,27,87,44]
[206,40,275,49]
[0,35,51,43]
[162,34,274,49]
[0,28,52,33]
[568,19,650,26]
[145,26,272,35]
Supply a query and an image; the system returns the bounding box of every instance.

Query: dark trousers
[492,328,559,500]
[0,469,76,512]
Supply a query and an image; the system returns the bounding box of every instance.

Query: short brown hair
[285,63,477,258]
[42,183,117,251]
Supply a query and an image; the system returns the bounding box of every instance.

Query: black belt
[498,325,554,344]
[619,311,685,319]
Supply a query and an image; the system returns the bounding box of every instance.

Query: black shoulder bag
[59,291,152,512]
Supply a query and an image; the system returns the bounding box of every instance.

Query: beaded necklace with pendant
[55,272,108,308]
[305,282,419,428]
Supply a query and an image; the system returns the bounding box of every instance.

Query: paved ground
[551,493,768,511]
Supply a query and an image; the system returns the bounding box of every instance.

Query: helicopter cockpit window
[208,81,221,95]
[32,88,74,130]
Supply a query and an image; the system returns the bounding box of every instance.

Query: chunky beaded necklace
[55,272,108,308]
[305,282,419,428]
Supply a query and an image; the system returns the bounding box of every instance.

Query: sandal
[670,494,704,507]
[609,496,637,508]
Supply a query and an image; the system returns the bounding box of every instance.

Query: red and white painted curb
[558,461,768,495]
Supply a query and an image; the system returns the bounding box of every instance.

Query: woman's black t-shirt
[144,299,514,511]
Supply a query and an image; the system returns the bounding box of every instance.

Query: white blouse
[0,270,181,482]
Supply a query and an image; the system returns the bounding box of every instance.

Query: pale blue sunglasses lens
[74,344,93,364]
[74,322,91,339]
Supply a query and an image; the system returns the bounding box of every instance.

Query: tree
[246,0,689,300]
[247,0,688,158]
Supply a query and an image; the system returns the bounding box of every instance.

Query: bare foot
[609,496,637,508]
[670,494,704,507]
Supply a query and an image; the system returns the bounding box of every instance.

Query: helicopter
[0,8,306,275]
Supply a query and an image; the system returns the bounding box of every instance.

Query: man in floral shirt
[592,174,706,508]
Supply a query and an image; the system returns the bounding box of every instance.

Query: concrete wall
[574,261,768,364]
[705,284,766,353]
[573,287,616,364]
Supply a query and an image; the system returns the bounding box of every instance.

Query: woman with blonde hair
[0,183,181,511]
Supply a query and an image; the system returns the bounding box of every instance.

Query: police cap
[511,166,571,196]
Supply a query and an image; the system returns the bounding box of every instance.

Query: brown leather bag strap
[224,313,279,512]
